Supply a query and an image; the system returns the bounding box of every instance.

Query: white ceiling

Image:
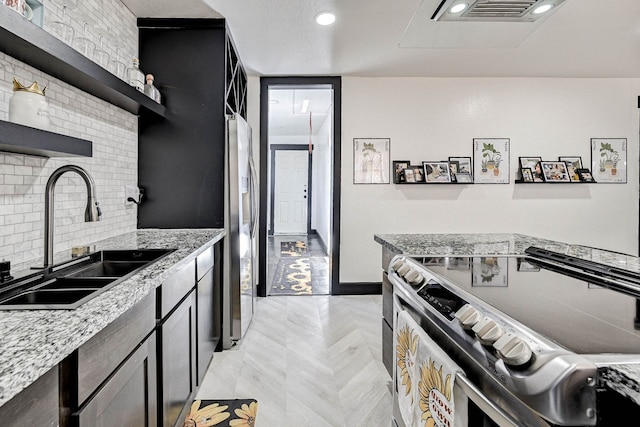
[121,0,640,134]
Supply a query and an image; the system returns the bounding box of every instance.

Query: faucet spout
[44,165,101,267]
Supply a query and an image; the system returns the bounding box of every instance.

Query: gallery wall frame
[591,138,627,183]
[473,138,510,184]
[353,138,390,184]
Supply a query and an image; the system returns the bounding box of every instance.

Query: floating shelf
[0,7,165,117]
[0,120,92,157]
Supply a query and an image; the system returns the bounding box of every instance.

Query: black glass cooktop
[412,255,640,355]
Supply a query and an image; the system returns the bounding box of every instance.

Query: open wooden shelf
[0,120,91,157]
[0,6,165,117]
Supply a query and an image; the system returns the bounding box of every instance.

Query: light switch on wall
[125,185,141,205]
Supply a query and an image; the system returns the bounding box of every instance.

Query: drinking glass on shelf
[50,5,75,46]
[73,22,96,59]
[93,33,110,69]
[108,47,128,81]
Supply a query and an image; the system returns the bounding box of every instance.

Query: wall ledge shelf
[514,180,593,184]
[0,120,92,157]
[0,7,165,117]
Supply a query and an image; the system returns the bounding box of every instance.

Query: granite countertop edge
[0,228,225,407]
[374,232,640,407]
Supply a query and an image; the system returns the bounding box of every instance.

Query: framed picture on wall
[591,138,627,183]
[353,138,390,184]
[558,156,583,182]
[540,161,571,182]
[423,161,452,183]
[393,160,410,184]
[449,156,472,178]
[519,156,543,182]
[411,165,425,183]
[521,168,534,183]
[473,138,510,183]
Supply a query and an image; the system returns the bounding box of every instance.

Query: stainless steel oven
[389,248,640,427]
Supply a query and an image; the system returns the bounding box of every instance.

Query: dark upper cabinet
[137,19,247,229]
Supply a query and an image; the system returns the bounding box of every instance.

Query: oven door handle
[454,373,522,427]
[392,291,525,427]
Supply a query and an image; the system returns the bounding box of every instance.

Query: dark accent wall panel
[138,20,228,229]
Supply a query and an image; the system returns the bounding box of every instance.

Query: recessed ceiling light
[449,3,468,14]
[315,12,336,26]
[532,4,553,14]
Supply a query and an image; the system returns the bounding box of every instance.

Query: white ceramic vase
[9,78,50,131]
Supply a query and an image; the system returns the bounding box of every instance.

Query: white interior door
[274,150,308,234]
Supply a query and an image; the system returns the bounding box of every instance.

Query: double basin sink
[0,249,175,310]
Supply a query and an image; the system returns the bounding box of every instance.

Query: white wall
[341,77,640,283]
[312,111,332,249]
[0,0,140,265]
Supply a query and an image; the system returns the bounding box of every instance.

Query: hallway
[196,295,393,426]
[267,234,330,295]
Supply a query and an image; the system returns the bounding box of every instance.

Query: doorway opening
[258,77,342,297]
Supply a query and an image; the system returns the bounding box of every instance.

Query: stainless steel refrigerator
[223,114,258,349]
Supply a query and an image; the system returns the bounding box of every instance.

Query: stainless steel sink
[0,249,175,310]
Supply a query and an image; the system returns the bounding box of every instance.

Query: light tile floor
[196,295,393,426]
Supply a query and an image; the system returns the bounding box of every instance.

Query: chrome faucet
[43,165,101,267]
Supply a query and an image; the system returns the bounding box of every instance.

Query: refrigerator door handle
[248,156,258,238]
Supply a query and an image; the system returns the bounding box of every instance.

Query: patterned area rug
[270,241,311,295]
[183,399,258,427]
[280,241,307,257]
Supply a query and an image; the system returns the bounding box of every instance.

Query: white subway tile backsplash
[0,0,140,264]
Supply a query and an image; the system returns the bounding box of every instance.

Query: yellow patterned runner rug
[270,256,312,295]
[280,241,307,257]
[183,399,258,427]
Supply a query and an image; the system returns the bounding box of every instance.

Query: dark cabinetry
[0,366,58,427]
[381,247,396,377]
[137,18,246,229]
[156,259,197,427]
[60,292,157,427]
[196,244,222,384]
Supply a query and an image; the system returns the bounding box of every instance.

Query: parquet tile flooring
[197,295,393,426]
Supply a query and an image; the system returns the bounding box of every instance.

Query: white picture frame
[591,138,627,183]
[473,138,510,184]
[353,138,390,184]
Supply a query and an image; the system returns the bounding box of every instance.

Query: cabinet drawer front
[76,333,158,427]
[160,260,196,318]
[77,292,155,405]
[196,246,214,281]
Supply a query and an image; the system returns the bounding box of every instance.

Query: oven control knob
[472,317,504,345]
[396,263,412,276]
[404,270,424,286]
[493,333,533,366]
[454,304,482,330]
[390,258,405,272]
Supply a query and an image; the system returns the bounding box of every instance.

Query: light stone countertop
[374,232,640,407]
[0,228,224,407]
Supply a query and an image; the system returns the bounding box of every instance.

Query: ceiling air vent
[432,0,568,22]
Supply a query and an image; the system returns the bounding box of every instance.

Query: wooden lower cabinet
[158,290,197,427]
[0,366,58,427]
[73,333,157,427]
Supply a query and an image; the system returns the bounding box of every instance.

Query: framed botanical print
[353,138,390,184]
[473,138,510,183]
[591,138,627,183]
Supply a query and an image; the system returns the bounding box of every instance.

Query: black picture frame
[521,167,534,183]
[393,160,410,184]
[540,161,571,182]
[576,168,597,183]
[404,168,416,183]
[448,156,472,176]
[423,161,453,183]
[518,156,543,182]
[558,156,583,182]
[411,165,425,183]
[448,160,460,182]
